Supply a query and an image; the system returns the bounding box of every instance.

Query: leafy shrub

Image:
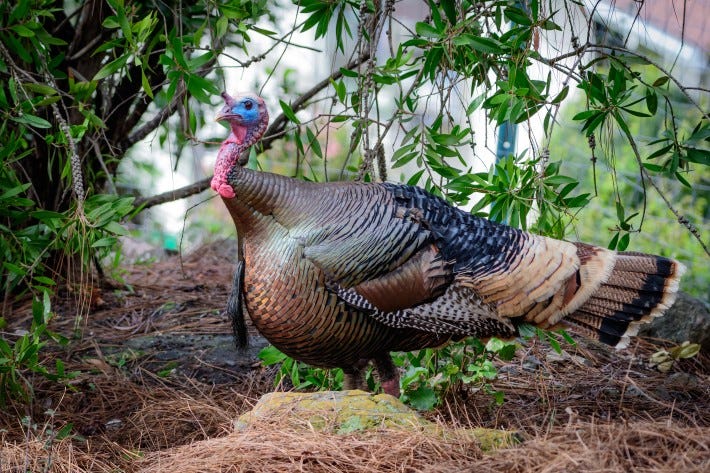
[259,337,519,410]
[0,293,78,405]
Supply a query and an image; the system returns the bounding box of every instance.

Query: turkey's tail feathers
[562,250,685,349]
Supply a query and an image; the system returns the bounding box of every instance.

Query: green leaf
[91,237,117,248]
[571,110,597,121]
[643,163,664,172]
[55,423,74,441]
[440,0,457,23]
[497,344,517,361]
[415,22,441,39]
[406,169,425,186]
[258,346,286,365]
[1,182,32,199]
[504,7,532,25]
[12,114,52,129]
[279,100,300,124]
[4,34,31,62]
[684,147,710,166]
[407,385,437,410]
[618,233,630,251]
[652,76,670,87]
[453,34,503,54]
[186,75,219,104]
[3,262,27,277]
[647,144,673,160]
[612,110,632,137]
[645,88,657,115]
[21,83,57,95]
[33,276,55,286]
[674,171,692,188]
[306,127,322,159]
[621,107,651,118]
[10,24,34,37]
[608,233,619,250]
[551,86,569,104]
[215,15,229,38]
[141,69,153,99]
[518,323,536,339]
[332,79,346,103]
[467,93,486,115]
[564,194,590,208]
[93,53,130,81]
[103,221,128,236]
[669,342,700,359]
[339,67,358,78]
[545,332,562,354]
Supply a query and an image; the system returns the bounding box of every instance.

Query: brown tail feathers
[563,248,685,349]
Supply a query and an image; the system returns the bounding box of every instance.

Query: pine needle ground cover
[1,242,707,472]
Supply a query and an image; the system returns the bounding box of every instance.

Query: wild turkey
[213,91,685,396]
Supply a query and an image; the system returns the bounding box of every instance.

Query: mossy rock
[235,390,519,451]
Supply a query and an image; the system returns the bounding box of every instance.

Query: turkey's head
[213,92,269,198]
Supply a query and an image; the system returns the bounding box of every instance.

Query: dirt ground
[1,241,708,472]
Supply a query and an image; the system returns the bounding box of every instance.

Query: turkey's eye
[244,101,253,110]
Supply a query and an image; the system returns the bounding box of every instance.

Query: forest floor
[1,241,708,472]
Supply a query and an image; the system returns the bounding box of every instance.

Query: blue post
[493,1,523,224]
[495,121,518,163]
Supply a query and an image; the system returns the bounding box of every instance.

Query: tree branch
[133,177,212,209]
[133,53,370,210]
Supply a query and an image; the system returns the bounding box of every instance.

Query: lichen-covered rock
[235,390,518,451]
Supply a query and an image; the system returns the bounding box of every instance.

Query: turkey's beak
[216,108,243,123]
[215,109,231,122]
[216,91,239,122]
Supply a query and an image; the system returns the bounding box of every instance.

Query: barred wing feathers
[298,182,684,348]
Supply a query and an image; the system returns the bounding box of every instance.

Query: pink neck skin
[211,121,262,199]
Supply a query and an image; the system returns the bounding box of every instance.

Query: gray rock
[638,292,710,352]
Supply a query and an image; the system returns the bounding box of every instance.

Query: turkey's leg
[375,355,400,397]
[343,371,363,391]
[343,358,370,391]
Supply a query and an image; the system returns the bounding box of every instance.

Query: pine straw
[138,421,482,473]
[134,419,709,473]
[1,438,97,473]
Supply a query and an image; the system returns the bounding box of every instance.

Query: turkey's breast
[241,215,445,368]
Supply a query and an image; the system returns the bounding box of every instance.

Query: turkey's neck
[213,120,265,198]
[219,130,295,238]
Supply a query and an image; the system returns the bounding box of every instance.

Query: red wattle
[213,136,241,199]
